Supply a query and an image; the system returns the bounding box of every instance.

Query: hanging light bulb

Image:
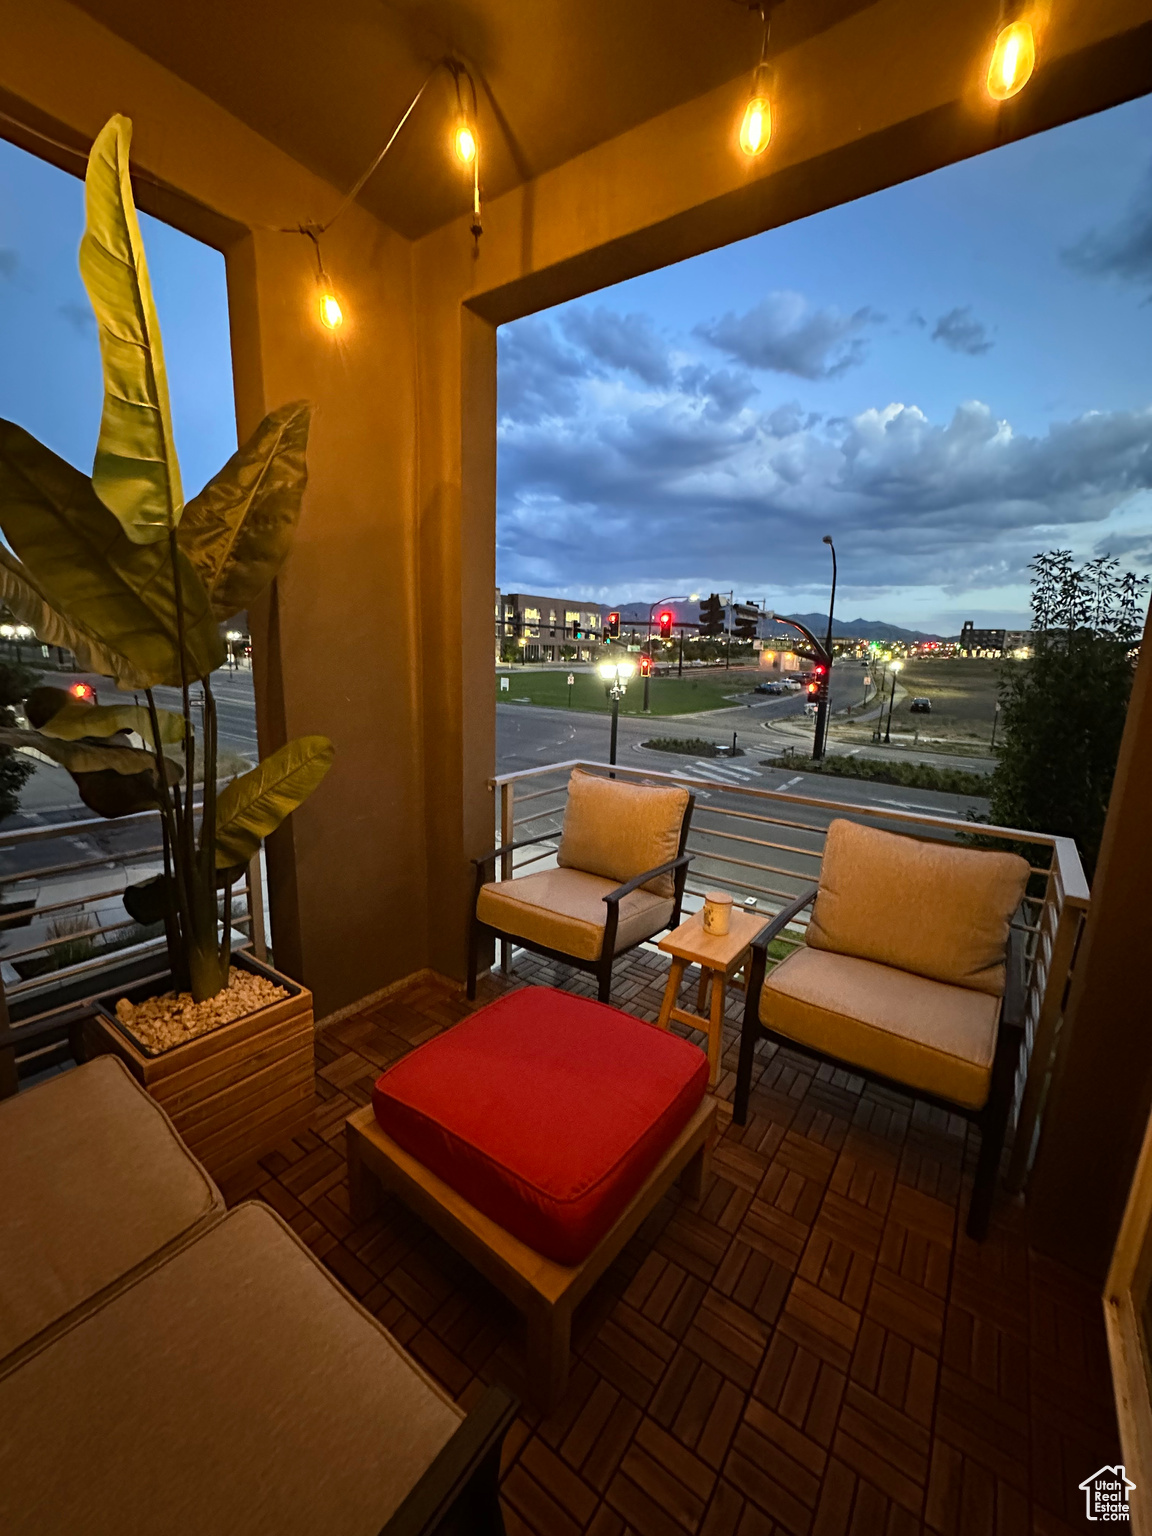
[454,120,477,164]
[740,95,772,156]
[738,4,774,158]
[986,17,1035,100]
[318,289,344,330]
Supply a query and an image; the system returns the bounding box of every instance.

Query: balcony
[1,1,1151,1531]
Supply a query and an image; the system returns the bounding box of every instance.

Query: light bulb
[987,20,1035,101]
[318,291,343,330]
[454,122,477,164]
[739,94,772,157]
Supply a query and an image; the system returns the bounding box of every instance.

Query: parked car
[783,678,804,691]
[910,696,932,713]
[755,681,786,695]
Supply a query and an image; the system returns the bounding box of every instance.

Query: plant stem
[145,687,191,989]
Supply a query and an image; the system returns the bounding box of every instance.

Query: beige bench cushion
[557,767,689,897]
[761,947,1001,1110]
[477,866,674,961]
[807,818,1029,996]
[0,1055,222,1364]
[0,1202,463,1536]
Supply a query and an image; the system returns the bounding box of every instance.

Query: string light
[305,229,344,332]
[986,15,1036,100]
[739,3,775,158]
[454,122,477,164]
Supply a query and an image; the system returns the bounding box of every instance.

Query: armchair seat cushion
[477,867,673,961]
[0,1203,463,1535]
[760,948,1000,1110]
[0,1055,222,1365]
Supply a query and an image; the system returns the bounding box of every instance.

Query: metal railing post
[499,781,515,974]
[246,852,268,963]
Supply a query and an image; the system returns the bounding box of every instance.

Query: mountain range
[610,602,942,642]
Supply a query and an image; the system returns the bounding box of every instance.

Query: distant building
[496,591,607,662]
[960,622,1032,656]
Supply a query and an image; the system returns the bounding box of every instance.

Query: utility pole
[678,627,685,676]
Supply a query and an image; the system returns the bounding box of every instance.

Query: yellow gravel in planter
[115,967,289,1053]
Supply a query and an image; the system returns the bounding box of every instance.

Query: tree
[989,551,1148,882]
[0,661,39,821]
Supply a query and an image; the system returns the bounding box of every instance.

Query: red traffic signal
[658,610,674,640]
[69,682,94,702]
[606,611,620,639]
[639,655,653,677]
[813,663,827,676]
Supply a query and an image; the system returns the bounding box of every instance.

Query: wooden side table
[656,908,766,1085]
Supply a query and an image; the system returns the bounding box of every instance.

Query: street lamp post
[812,536,837,760]
[598,659,636,768]
[883,659,903,744]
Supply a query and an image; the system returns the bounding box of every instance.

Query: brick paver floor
[220,948,1119,1535]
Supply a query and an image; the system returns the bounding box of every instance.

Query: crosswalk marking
[687,760,757,785]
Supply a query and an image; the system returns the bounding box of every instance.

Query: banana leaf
[0,421,224,686]
[0,545,145,687]
[25,686,79,729]
[179,402,311,620]
[39,700,184,751]
[0,727,179,777]
[75,768,166,819]
[80,115,182,544]
[124,864,242,926]
[214,735,334,868]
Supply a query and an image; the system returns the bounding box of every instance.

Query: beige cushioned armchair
[734,818,1030,1240]
[468,768,695,1003]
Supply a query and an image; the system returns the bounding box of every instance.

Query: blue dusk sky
[497,93,1152,634]
[2,94,1152,636]
[0,135,235,502]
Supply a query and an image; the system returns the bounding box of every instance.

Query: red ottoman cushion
[371,986,709,1265]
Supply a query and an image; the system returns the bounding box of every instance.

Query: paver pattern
[221,949,1119,1535]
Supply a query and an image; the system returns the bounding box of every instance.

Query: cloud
[695,292,879,380]
[0,250,16,281]
[497,316,589,424]
[931,306,994,355]
[57,302,95,335]
[560,307,672,386]
[1064,163,1152,292]
[496,312,1152,601]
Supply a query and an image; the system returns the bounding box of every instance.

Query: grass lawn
[497,666,760,716]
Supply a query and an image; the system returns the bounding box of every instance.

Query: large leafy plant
[0,116,333,1001]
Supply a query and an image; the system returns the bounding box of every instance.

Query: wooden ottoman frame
[346,1095,717,1411]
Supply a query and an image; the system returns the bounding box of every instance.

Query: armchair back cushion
[557,769,690,898]
[806,818,1029,996]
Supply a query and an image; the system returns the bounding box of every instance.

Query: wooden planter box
[82,953,314,1185]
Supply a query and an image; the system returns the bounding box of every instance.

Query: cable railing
[0,805,267,1080]
[489,757,1090,1189]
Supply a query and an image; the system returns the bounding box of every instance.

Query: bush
[0,661,39,821]
[760,752,991,798]
[643,737,744,758]
[988,552,1148,882]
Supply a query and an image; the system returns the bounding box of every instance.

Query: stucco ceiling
[72,0,879,239]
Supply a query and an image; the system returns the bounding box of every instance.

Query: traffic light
[658,610,674,640]
[698,593,725,638]
[639,655,653,677]
[606,611,620,639]
[69,682,94,702]
[733,603,759,641]
[806,681,819,697]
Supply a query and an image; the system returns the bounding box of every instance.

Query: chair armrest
[377,1381,518,1536]
[602,853,693,905]
[1002,923,1027,1029]
[471,835,556,871]
[748,885,820,954]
